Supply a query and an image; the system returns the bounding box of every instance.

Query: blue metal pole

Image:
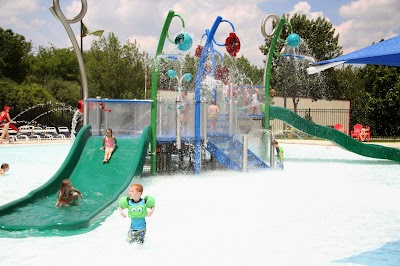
[194,16,223,175]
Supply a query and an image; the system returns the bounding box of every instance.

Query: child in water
[55,179,83,207]
[272,140,284,170]
[0,163,9,175]
[100,128,117,163]
[118,183,155,244]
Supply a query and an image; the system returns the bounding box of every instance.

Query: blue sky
[1,0,399,67]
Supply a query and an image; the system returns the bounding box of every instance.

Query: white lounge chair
[58,127,71,138]
[17,125,34,141]
[45,127,66,139]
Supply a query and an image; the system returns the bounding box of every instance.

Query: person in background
[208,100,220,132]
[251,88,260,114]
[118,183,155,245]
[180,91,189,133]
[100,128,117,163]
[272,140,284,170]
[55,179,83,207]
[0,163,10,175]
[0,106,15,144]
[359,126,370,142]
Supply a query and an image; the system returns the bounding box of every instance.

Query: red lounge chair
[334,123,346,134]
[350,124,363,140]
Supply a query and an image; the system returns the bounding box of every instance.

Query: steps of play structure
[207,136,269,171]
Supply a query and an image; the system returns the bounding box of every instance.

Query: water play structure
[1,4,400,234]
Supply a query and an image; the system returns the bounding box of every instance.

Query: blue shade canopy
[307,35,400,74]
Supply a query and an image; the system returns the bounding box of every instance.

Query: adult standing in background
[0,106,15,144]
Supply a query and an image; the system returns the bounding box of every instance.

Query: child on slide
[55,179,83,207]
[100,128,117,163]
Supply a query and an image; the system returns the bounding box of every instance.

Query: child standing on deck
[55,179,83,207]
[100,128,117,163]
[118,183,155,244]
[272,140,284,170]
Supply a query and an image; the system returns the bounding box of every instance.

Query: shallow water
[1,143,400,266]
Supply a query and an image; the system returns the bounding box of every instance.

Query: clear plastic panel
[86,99,152,136]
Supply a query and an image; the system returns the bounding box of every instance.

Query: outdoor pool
[0,142,399,266]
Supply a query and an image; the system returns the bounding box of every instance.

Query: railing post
[242,134,248,172]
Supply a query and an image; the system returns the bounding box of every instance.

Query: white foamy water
[1,143,400,266]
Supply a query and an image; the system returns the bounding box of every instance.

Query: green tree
[28,46,80,85]
[0,27,32,83]
[45,78,80,107]
[0,79,57,113]
[85,33,149,99]
[356,65,400,136]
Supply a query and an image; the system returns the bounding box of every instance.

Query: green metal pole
[263,16,286,130]
[150,10,186,175]
[150,10,174,175]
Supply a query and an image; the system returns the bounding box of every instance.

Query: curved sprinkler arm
[50,0,89,125]
[166,14,186,43]
[261,15,287,130]
[194,16,223,175]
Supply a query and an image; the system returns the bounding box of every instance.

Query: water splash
[70,109,82,140]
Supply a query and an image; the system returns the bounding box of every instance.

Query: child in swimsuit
[0,163,10,175]
[118,183,155,244]
[100,128,117,163]
[272,140,284,170]
[55,179,83,207]
[208,100,220,132]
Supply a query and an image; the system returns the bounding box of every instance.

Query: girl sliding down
[100,128,117,163]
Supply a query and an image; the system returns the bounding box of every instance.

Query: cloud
[0,0,39,17]
[65,0,269,67]
[288,1,326,21]
[335,0,400,54]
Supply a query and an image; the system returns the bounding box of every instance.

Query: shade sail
[307,35,400,74]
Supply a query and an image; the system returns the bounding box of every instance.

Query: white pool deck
[1,140,400,266]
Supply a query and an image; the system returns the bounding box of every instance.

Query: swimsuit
[0,112,9,126]
[209,114,218,121]
[104,137,115,148]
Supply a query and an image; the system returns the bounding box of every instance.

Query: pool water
[1,143,400,266]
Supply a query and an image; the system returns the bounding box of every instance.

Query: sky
[1,0,400,67]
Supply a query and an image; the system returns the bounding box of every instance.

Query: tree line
[1,15,400,136]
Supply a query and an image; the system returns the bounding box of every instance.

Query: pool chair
[45,127,66,140]
[333,123,346,134]
[350,124,363,140]
[32,126,52,141]
[17,125,34,141]
[8,129,18,142]
[58,126,71,138]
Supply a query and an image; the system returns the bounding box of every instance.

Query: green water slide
[270,106,400,162]
[0,124,152,232]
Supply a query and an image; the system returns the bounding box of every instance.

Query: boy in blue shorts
[118,183,155,244]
